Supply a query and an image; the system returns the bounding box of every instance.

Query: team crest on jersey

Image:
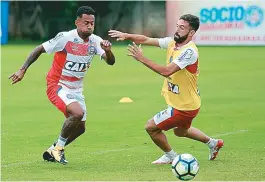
[72,45,78,52]
[65,61,89,72]
[88,45,97,55]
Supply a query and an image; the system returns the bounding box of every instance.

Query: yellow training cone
[119,97,133,103]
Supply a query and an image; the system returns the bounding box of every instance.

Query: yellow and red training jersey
[158,38,201,111]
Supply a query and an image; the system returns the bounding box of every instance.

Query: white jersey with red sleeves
[43,29,105,92]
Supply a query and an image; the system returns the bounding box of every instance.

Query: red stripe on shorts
[157,108,200,130]
[46,85,68,117]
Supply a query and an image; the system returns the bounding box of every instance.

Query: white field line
[2,130,249,168]
[212,129,249,138]
[1,146,147,168]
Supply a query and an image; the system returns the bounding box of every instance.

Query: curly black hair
[180,14,200,32]
[76,6,95,18]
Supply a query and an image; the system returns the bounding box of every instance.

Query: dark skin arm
[100,40,115,65]
[127,42,181,77]
[8,45,46,84]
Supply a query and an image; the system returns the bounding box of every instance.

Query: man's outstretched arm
[108,30,160,47]
[9,45,46,84]
[21,45,46,71]
[135,56,181,77]
[127,43,198,78]
[127,43,181,77]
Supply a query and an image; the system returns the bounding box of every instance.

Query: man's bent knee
[67,102,84,121]
[174,128,188,137]
[145,119,160,134]
[71,111,84,121]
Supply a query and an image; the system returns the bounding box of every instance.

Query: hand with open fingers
[127,42,144,62]
[108,30,127,41]
[8,69,26,85]
[100,40,112,51]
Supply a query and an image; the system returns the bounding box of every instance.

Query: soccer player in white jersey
[9,6,115,165]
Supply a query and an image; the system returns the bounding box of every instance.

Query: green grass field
[1,44,265,181]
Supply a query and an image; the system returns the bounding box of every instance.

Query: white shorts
[56,86,87,121]
[153,106,200,130]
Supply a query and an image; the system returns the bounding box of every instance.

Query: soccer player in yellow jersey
[109,14,224,164]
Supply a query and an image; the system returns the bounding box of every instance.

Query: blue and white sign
[1,1,9,45]
[200,5,264,28]
[166,1,265,45]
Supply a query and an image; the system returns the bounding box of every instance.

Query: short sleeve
[94,36,105,59]
[172,47,198,69]
[158,37,174,49]
[42,32,68,54]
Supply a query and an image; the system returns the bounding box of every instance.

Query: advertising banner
[166,0,265,45]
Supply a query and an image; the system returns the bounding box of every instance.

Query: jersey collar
[74,29,91,43]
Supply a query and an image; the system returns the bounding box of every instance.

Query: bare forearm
[125,34,159,46]
[21,45,45,71]
[104,50,115,65]
[125,34,149,44]
[139,57,170,77]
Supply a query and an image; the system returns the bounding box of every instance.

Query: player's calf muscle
[61,116,81,138]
